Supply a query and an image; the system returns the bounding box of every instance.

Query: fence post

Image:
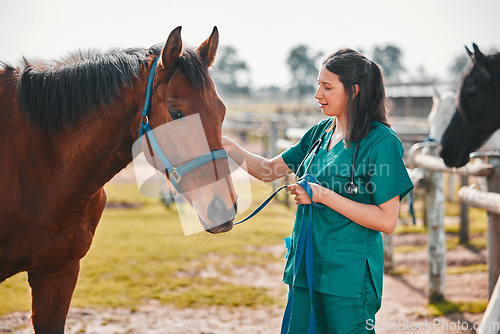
[424,145,446,303]
[487,157,500,298]
[459,175,470,244]
[477,275,500,334]
[447,173,456,202]
[383,233,394,273]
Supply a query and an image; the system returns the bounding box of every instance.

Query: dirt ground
[0,238,489,333]
[0,168,491,334]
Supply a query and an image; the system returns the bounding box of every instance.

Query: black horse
[440,43,500,167]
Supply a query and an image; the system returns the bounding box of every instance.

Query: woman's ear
[353,84,360,98]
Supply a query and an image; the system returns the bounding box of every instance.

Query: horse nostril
[206,221,233,234]
[207,195,237,226]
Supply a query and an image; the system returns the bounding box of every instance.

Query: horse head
[138,27,237,233]
[428,90,456,143]
[439,43,500,167]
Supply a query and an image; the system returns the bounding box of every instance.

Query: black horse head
[439,43,500,167]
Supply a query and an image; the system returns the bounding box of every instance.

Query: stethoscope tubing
[296,127,359,197]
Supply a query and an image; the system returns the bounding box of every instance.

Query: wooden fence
[224,113,500,324]
[408,142,500,332]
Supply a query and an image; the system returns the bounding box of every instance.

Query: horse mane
[0,61,15,71]
[11,44,211,131]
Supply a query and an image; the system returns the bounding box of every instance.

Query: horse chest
[0,221,88,279]
[0,189,105,279]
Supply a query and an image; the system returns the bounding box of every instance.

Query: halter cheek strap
[139,57,228,191]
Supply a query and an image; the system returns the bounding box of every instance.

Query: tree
[211,46,251,96]
[372,45,405,80]
[414,65,438,83]
[287,45,322,100]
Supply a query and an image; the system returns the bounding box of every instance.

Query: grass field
[0,182,294,316]
[0,180,488,317]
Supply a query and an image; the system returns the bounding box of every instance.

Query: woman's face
[315,67,349,119]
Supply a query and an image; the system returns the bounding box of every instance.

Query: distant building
[385,82,458,118]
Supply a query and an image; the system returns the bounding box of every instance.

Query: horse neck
[35,76,149,201]
[0,67,149,220]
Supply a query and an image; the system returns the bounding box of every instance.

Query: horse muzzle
[203,195,237,234]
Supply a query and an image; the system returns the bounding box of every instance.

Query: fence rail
[409,143,500,300]
[224,114,500,319]
[412,153,494,177]
[458,186,500,215]
[408,142,500,334]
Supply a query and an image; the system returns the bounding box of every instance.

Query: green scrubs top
[281,117,414,299]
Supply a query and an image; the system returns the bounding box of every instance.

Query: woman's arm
[222,136,292,182]
[287,183,400,234]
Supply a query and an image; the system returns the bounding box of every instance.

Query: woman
[223,49,413,333]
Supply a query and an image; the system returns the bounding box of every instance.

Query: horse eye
[169,109,185,120]
[467,84,479,95]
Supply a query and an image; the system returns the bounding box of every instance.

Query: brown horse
[0,26,237,333]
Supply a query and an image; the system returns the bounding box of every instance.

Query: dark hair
[323,49,389,145]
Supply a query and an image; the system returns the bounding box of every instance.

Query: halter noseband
[139,57,228,191]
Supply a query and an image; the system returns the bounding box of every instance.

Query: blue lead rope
[233,184,289,225]
[281,175,324,334]
[233,174,323,334]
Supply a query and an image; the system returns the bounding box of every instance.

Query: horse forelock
[468,52,500,87]
[456,51,500,135]
[160,47,213,94]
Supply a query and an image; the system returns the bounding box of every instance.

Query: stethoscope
[295,130,360,197]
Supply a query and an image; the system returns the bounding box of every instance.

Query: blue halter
[139,57,228,191]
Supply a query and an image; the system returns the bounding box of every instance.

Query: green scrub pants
[285,267,382,334]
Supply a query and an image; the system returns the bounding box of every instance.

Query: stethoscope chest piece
[346,140,361,197]
[345,182,359,197]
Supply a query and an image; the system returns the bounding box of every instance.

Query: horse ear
[197,26,219,67]
[472,43,482,55]
[160,26,183,70]
[465,45,473,58]
[472,43,487,65]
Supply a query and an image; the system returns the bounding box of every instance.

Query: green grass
[385,265,412,277]
[394,235,487,254]
[0,180,490,316]
[447,264,488,275]
[428,299,488,316]
[396,198,487,235]
[394,245,427,253]
[394,223,426,234]
[0,273,31,315]
[0,182,292,315]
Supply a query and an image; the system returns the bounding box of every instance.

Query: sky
[1,0,499,88]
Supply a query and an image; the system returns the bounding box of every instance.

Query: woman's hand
[221,135,235,151]
[221,136,292,182]
[287,183,323,205]
[289,180,402,234]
